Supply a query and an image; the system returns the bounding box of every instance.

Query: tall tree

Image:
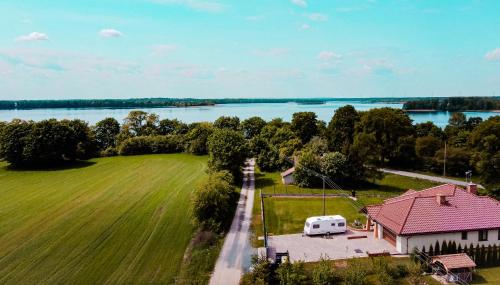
[214,116,240,130]
[93,118,120,149]
[327,105,360,153]
[207,129,247,180]
[121,111,159,137]
[291,112,318,144]
[241,116,266,138]
[158,119,188,135]
[357,108,414,165]
[185,122,214,155]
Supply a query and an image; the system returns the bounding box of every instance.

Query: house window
[313,224,320,229]
[461,231,468,240]
[331,223,336,227]
[498,229,500,240]
[479,230,488,241]
[338,222,345,227]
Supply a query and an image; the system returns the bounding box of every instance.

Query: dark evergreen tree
[450,241,457,254]
[457,243,463,254]
[487,245,494,267]
[428,244,434,256]
[435,241,441,256]
[441,240,448,255]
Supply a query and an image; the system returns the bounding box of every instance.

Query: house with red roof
[365,183,500,254]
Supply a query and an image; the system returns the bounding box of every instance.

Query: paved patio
[267,230,399,262]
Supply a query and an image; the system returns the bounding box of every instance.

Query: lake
[0,101,497,128]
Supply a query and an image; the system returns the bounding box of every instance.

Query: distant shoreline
[0,96,499,111]
[406,109,500,113]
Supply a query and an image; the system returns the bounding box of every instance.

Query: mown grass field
[0,154,207,284]
[252,171,438,242]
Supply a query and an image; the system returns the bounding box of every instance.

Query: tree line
[0,97,412,110]
[418,240,500,268]
[403,97,500,111]
[0,107,498,196]
[0,98,215,110]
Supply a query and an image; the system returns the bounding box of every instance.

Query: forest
[403,97,500,111]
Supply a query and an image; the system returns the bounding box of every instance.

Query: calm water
[0,102,497,128]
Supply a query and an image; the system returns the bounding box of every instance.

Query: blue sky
[0,0,499,99]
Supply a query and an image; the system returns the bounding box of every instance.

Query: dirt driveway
[268,230,398,262]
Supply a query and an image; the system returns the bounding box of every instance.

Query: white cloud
[252,48,290,57]
[151,44,177,56]
[149,0,224,13]
[99,29,123,38]
[485,48,500,61]
[299,23,310,31]
[291,0,307,8]
[15,32,48,42]
[305,13,328,21]
[317,51,342,60]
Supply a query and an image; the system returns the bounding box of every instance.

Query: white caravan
[303,215,347,236]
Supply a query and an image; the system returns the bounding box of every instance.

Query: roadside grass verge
[0,154,207,284]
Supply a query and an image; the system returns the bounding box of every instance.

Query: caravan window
[338,222,345,227]
[313,224,320,229]
[331,223,336,226]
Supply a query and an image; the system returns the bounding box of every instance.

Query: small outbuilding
[281,167,295,185]
[431,253,476,283]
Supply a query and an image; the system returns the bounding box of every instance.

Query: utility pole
[443,141,447,177]
[322,176,326,216]
[260,189,268,248]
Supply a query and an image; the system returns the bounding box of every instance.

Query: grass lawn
[0,154,207,284]
[262,197,366,236]
[472,266,500,284]
[252,171,438,243]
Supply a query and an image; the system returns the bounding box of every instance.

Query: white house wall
[397,230,500,254]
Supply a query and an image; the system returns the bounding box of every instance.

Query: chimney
[436,194,446,206]
[467,183,478,195]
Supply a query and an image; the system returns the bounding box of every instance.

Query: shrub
[312,258,339,285]
[101,147,118,157]
[118,135,183,155]
[276,261,309,285]
[241,255,274,285]
[343,259,368,285]
[190,171,237,232]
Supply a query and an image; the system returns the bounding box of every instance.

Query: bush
[276,261,309,285]
[343,259,368,285]
[312,258,339,285]
[190,171,237,232]
[101,147,118,157]
[241,255,274,285]
[118,135,183,155]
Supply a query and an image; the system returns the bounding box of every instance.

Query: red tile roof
[432,254,476,270]
[281,167,295,177]
[365,184,500,235]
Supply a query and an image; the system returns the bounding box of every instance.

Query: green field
[252,171,438,241]
[0,154,207,284]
